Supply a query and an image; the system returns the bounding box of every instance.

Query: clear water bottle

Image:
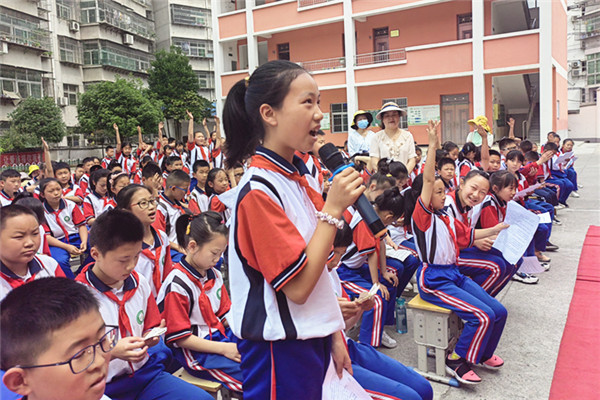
[395,297,407,334]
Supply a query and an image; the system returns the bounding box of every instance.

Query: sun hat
[351,110,374,130]
[376,102,407,120]
[28,165,40,176]
[467,115,492,133]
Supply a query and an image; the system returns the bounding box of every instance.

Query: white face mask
[357,120,369,130]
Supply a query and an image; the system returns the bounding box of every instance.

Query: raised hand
[113,123,119,132]
[185,110,194,120]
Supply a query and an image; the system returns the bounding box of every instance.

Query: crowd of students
[0,60,582,400]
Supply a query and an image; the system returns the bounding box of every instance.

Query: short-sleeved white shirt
[369,129,417,165]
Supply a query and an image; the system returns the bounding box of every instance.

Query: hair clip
[244,76,250,87]
[386,174,392,177]
[186,222,191,235]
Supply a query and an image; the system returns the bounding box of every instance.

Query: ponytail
[176,211,228,249]
[223,60,306,168]
[374,187,404,218]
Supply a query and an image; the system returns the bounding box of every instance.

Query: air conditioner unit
[573,69,581,77]
[57,97,69,107]
[123,34,134,46]
[69,20,80,32]
[571,61,582,68]
[0,41,8,54]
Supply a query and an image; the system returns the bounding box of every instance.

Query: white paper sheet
[514,182,542,199]
[554,151,574,167]
[322,358,371,400]
[492,201,539,265]
[538,212,552,224]
[565,156,578,169]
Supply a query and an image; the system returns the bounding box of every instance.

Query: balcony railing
[296,57,345,72]
[0,10,52,51]
[83,41,152,73]
[81,0,153,39]
[355,49,406,67]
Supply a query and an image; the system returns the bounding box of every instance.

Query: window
[277,43,289,61]
[64,84,79,105]
[59,36,82,64]
[330,103,348,133]
[196,71,214,89]
[82,41,151,73]
[382,97,408,129]
[173,38,213,58]
[80,1,97,23]
[56,0,72,20]
[171,5,209,27]
[587,53,600,85]
[457,13,472,39]
[0,65,42,98]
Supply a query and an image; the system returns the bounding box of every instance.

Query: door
[373,27,389,63]
[441,94,470,145]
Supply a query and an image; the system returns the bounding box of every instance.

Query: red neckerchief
[46,200,71,242]
[438,212,460,257]
[178,261,229,339]
[141,233,163,293]
[1,258,42,289]
[250,154,324,211]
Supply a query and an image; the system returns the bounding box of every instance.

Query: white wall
[568,103,600,141]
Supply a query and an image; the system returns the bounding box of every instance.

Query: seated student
[113,123,138,177]
[39,178,88,278]
[206,168,231,221]
[457,142,480,178]
[487,150,502,172]
[134,156,153,184]
[102,145,115,169]
[54,162,84,204]
[519,139,534,155]
[12,195,52,257]
[188,160,210,214]
[227,162,246,189]
[409,121,508,385]
[1,169,21,206]
[378,158,409,189]
[109,172,130,198]
[76,210,212,400]
[0,205,65,299]
[153,170,190,262]
[1,278,114,400]
[409,145,423,182]
[158,212,242,393]
[498,138,518,162]
[78,157,95,194]
[140,162,163,196]
[207,118,223,169]
[186,110,211,168]
[540,142,574,207]
[116,184,171,298]
[338,188,418,349]
[327,224,433,400]
[437,157,458,194]
[559,138,580,197]
[442,141,460,164]
[107,160,123,174]
[83,169,116,226]
[161,156,184,181]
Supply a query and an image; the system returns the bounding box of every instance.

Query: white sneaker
[512,272,539,284]
[540,262,551,271]
[571,192,580,198]
[578,184,584,189]
[555,204,565,210]
[380,331,397,348]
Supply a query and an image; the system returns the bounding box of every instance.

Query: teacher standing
[369,102,417,173]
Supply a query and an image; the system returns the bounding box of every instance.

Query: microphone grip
[354,195,388,238]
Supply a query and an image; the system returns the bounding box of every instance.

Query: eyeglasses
[17,327,117,375]
[172,185,188,193]
[132,198,157,209]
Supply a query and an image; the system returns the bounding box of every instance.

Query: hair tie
[244,76,250,87]
[109,172,128,188]
[386,174,392,177]
[186,222,191,235]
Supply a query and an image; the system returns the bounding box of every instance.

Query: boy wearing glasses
[2,277,114,400]
[76,209,211,400]
[153,170,191,261]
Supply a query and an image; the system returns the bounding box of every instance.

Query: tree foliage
[148,47,212,124]
[1,97,66,150]
[77,77,163,139]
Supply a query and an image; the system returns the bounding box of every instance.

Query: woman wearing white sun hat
[369,102,417,173]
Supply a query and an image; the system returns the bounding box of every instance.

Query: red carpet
[549,226,600,399]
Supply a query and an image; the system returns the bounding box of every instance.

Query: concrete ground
[377,141,600,400]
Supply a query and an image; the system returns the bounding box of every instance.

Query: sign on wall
[407,105,441,126]
[321,112,331,130]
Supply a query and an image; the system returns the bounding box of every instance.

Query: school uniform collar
[43,198,67,213]
[1,257,42,279]
[0,190,13,200]
[142,226,162,250]
[84,263,138,293]
[255,146,310,177]
[179,258,216,281]
[91,191,105,199]
[159,191,183,208]
[490,193,506,208]
[453,189,472,213]
[193,185,205,195]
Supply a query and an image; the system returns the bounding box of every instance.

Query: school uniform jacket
[209,193,231,221]
[101,157,113,169]
[78,173,90,194]
[444,190,473,226]
[76,267,161,382]
[188,186,209,215]
[43,199,86,239]
[157,259,230,345]
[209,141,224,169]
[458,159,479,178]
[117,152,138,176]
[227,146,344,341]
[340,212,379,269]
[153,192,188,244]
[411,197,474,265]
[295,151,325,194]
[136,227,172,298]
[62,183,85,201]
[83,192,116,223]
[472,194,507,229]
[188,143,211,167]
[0,255,65,300]
[0,190,13,206]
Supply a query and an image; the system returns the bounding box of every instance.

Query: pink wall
[484,33,539,69]
[219,13,246,39]
[221,71,248,97]
[354,42,472,83]
[320,88,348,147]
[312,71,347,87]
[253,1,343,32]
[267,23,345,63]
[352,0,423,15]
[354,1,472,55]
[554,69,568,132]
[552,0,568,71]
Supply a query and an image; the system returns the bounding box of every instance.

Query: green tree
[77,77,163,140]
[148,47,212,136]
[0,97,66,151]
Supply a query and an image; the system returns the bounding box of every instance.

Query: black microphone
[318,143,387,238]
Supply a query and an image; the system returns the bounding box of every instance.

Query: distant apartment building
[212,0,568,146]
[567,0,600,141]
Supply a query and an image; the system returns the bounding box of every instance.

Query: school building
[212,0,568,146]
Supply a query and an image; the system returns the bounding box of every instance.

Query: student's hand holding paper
[474,237,495,251]
[143,319,166,347]
[356,292,376,311]
[491,223,509,235]
[337,297,360,320]
[112,336,148,363]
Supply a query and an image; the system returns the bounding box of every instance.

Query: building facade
[213,0,568,146]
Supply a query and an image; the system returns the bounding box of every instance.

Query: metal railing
[297,57,345,72]
[355,49,406,66]
[81,0,153,39]
[0,10,51,51]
